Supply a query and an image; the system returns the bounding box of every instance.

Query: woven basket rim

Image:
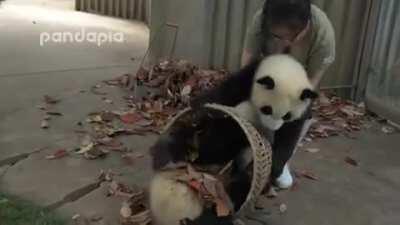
[161,103,272,214]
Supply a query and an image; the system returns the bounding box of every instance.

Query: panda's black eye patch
[256,76,275,90]
[260,106,273,115]
[282,112,292,121]
[300,89,319,100]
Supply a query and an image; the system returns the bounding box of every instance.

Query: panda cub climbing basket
[161,103,273,215]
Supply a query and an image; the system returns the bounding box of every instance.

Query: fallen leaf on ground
[43,95,60,104]
[181,85,192,96]
[43,115,52,121]
[72,214,81,220]
[345,157,359,167]
[103,74,130,87]
[83,148,109,160]
[77,142,94,154]
[279,203,287,213]
[90,85,107,95]
[120,113,143,124]
[90,215,103,222]
[120,189,151,225]
[296,170,319,181]
[41,120,49,129]
[122,153,144,165]
[120,201,133,218]
[86,114,103,123]
[46,111,63,116]
[103,98,114,104]
[340,106,364,117]
[108,181,143,198]
[37,105,48,111]
[305,148,320,153]
[45,149,68,160]
[382,126,396,134]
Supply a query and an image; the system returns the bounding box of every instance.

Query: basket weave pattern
[161,103,272,215]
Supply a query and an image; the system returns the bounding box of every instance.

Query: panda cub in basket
[149,55,318,225]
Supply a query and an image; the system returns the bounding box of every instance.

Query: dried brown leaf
[46,149,68,160]
[83,148,109,160]
[41,120,49,129]
[120,113,143,124]
[122,153,144,165]
[46,111,63,116]
[345,157,359,167]
[296,170,319,181]
[305,148,320,153]
[43,95,60,104]
[43,115,52,121]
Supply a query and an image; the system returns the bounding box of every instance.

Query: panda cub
[192,54,318,188]
[194,54,317,131]
[149,54,318,225]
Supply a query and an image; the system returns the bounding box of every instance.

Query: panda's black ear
[256,76,275,90]
[300,89,319,100]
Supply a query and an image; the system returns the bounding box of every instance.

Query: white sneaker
[275,164,293,189]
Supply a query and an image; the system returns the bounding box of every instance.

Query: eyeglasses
[269,21,310,44]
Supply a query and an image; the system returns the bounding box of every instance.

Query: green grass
[0,193,67,225]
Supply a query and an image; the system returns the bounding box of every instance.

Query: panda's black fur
[149,61,260,225]
[149,55,318,225]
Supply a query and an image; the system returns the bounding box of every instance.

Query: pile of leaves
[307,92,368,140]
[104,60,227,131]
[177,165,234,218]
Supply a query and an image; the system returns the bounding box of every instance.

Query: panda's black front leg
[271,113,308,184]
[190,60,259,109]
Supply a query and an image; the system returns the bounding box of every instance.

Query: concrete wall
[149,0,373,93]
[149,0,264,69]
[76,0,151,23]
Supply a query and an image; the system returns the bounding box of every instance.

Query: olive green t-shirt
[244,4,336,78]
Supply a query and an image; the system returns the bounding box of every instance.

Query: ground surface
[1,1,400,225]
[0,192,67,225]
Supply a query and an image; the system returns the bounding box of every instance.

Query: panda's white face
[250,55,318,130]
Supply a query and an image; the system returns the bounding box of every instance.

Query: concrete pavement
[1,1,400,225]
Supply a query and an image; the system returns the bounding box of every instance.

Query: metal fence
[148,0,373,94]
[75,0,150,23]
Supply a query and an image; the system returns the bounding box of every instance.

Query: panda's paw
[275,164,293,189]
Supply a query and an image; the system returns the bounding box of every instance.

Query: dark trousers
[271,108,312,180]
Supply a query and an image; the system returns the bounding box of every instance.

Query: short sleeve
[244,10,264,57]
[307,10,336,76]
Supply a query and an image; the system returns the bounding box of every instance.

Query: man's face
[269,21,310,46]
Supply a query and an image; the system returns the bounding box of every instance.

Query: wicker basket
[161,103,272,215]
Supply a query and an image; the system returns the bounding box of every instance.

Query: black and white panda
[192,54,318,188]
[148,54,318,225]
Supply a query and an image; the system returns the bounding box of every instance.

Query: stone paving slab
[0,66,136,160]
[259,131,400,225]
[57,183,123,225]
[0,133,156,208]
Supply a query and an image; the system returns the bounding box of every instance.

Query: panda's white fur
[234,55,314,188]
[247,54,313,131]
[149,170,204,225]
[149,55,316,222]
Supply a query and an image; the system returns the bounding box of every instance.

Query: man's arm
[310,68,327,89]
